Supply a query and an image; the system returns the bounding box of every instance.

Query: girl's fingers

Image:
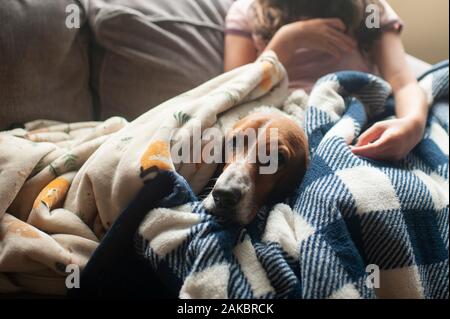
[325,35,351,57]
[351,131,401,161]
[352,142,404,162]
[351,138,390,160]
[321,38,343,59]
[354,124,386,147]
[351,145,385,160]
[328,28,357,51]
[324,18,346,31]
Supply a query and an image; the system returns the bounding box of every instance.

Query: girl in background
[224,0,428,162]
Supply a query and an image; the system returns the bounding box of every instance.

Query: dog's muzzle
[212,186,242,211]
[203,162,254,225]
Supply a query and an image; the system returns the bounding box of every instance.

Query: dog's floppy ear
[268,166,307,204]
[268,143,309,204]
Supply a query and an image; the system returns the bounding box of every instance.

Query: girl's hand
[278,18,357,59]
[351,116,426,162]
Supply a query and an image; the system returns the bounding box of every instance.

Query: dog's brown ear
[269,147,309,203]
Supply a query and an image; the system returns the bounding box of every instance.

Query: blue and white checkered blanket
[136,62,449,299]
[78,60,448,299]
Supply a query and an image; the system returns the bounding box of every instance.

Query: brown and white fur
[203,110,309,225]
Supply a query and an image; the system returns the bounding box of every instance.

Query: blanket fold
[0,52,448,299]
[130,61,448,299]
[0,52,287,294]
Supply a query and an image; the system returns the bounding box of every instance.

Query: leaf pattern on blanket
[0,52,309,295]
[63,154,78,171]
[0,116,129,295]
[173,112,192,127]
[48,163,60,177]
[223,91,240,105]
[33,158,46,175]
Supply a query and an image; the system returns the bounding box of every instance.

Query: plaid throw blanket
[76,63,449,298]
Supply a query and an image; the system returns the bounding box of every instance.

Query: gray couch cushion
[0,0,94,130]
[87,0,234,120]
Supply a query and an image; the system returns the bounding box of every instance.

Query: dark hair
[252,0,384,52]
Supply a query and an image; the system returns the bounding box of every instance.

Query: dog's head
[203,111,309,225]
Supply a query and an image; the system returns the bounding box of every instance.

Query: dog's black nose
[212,187,242,208]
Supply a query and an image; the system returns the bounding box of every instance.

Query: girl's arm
[224,34,258,72]
[352,31,428,161]
[264,19,356,65]
[375,31,428,120]
[224,18,356,72]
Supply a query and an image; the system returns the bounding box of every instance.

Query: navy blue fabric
[70,171,195,298]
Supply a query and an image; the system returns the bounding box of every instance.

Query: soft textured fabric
[0,117,128,294]
[85,0,234,120]
[0,0,95,130]
[74,56,448,299]
[225,0,404,91]
[132,61,448,299]
[0,51,286,295]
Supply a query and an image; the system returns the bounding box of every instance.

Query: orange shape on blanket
[260,61,274,92]
[28,128,49,134]
[5,220,40,239]
[33,177,71,210]
[140,140,173,174]
[143,140,171,158]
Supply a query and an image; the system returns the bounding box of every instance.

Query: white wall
[389,0,449,64]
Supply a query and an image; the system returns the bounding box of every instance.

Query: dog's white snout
[214,162,251,195]
[204,162,255,224]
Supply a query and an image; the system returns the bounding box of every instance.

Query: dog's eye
[278,152,287,168]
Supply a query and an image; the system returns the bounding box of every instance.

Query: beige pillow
[0,0,94,130]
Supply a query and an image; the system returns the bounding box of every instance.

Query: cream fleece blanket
[0,52,292,295]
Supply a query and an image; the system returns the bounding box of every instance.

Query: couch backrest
[86,0,234,120]
[0,0,94,130]
[0,0,234,128]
